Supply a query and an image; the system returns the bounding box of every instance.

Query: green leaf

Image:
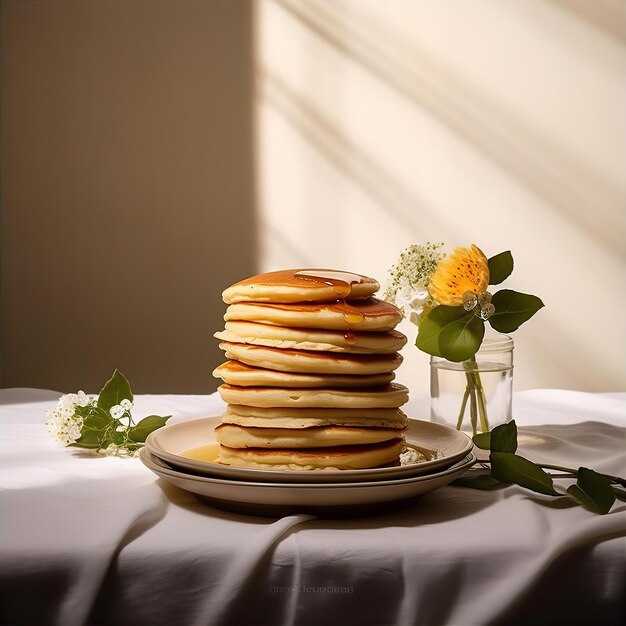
[70,430,102,449]
[612,486,626,502]
[128,415,171,443]
[566,467,616,514]
[453,472,506,490]
[490,420,518,453]
[489,289,544,333]
[97,369,133,412]
[473,431,491,450]
[111,430,126,445]
[472,421,518,452]
[74,404,94,418]
[490,452,559,495]
[416,306,467,357]
[488,251,514,285]
[439,312,485,362]
[416,306,484,362]
[82,407,113,430]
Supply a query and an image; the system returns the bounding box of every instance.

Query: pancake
[216,267,410,471]
[214,423,405,448]
[214,321,407,354]
[215,439,405,470]
[222,405,409,429]
[222,269,379,304]
[213,360,395,388]
[224,298,402,331]
[220,342,403,375]
[217,383,409,408]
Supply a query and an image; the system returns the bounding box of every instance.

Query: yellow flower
[428,245,490,306]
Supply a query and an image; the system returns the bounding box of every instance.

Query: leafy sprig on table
[46,370,170,456]
[454,420,626,514]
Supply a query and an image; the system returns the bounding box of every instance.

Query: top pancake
[224,297,402,331]
[222,269,379,304]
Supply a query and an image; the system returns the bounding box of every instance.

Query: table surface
[1,388,625,626]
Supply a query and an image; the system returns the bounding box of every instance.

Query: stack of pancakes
[212,269,409,470]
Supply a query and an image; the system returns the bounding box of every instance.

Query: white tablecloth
[1,388,625,626]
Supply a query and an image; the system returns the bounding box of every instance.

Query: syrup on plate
[183,443,220,462]
[181,443,442,467]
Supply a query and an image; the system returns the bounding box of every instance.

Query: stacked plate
[141,416,475,517]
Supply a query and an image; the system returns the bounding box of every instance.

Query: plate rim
[145,415,473,480]
[139,447,476,489]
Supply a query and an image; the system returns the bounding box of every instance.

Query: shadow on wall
[254,0,625,391]
[272,0,623,257]
[1,0,257,393]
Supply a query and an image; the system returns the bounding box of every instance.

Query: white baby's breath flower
[384,243,444,323]
[405,287,433,326]
[96,443,137,458]
[45,394,85,446]
[76,390,90,407]
[109,404,125,420]
[98,443,121,457]
[120,398,133,411]
[392,285,416,313]
[59,393,79,412]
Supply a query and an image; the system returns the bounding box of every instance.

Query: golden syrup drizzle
[331,299,366,327]
[256,297,368,327]
[343,331,357,345]
[343,311,365,325]
[294,270,364,298]
[182,443,220,462]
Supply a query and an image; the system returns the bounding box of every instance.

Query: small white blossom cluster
[384,243,444,325]
[109,398,133,420]
[45,391,93,446]
[43,371,169,458]
[96,443,138,458]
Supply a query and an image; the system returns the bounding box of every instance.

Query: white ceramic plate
[145,416,473,484]
[139,448,476,516]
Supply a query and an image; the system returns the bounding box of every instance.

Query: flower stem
[457,386,471,430]
[474,373,490,432]
[536,462,578,474]
[462,360,483,435]
[468,377,478,436]
[466,357,489,433]
[479,460,626,487]
[539,464,626,487]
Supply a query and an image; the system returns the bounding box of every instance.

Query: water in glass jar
[430,360,513,433]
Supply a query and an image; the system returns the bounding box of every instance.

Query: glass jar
[430,334,513,435]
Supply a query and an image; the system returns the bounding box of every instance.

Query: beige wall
[1,0,256,393]
[255,0,626,393]
[2,0,624,396]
